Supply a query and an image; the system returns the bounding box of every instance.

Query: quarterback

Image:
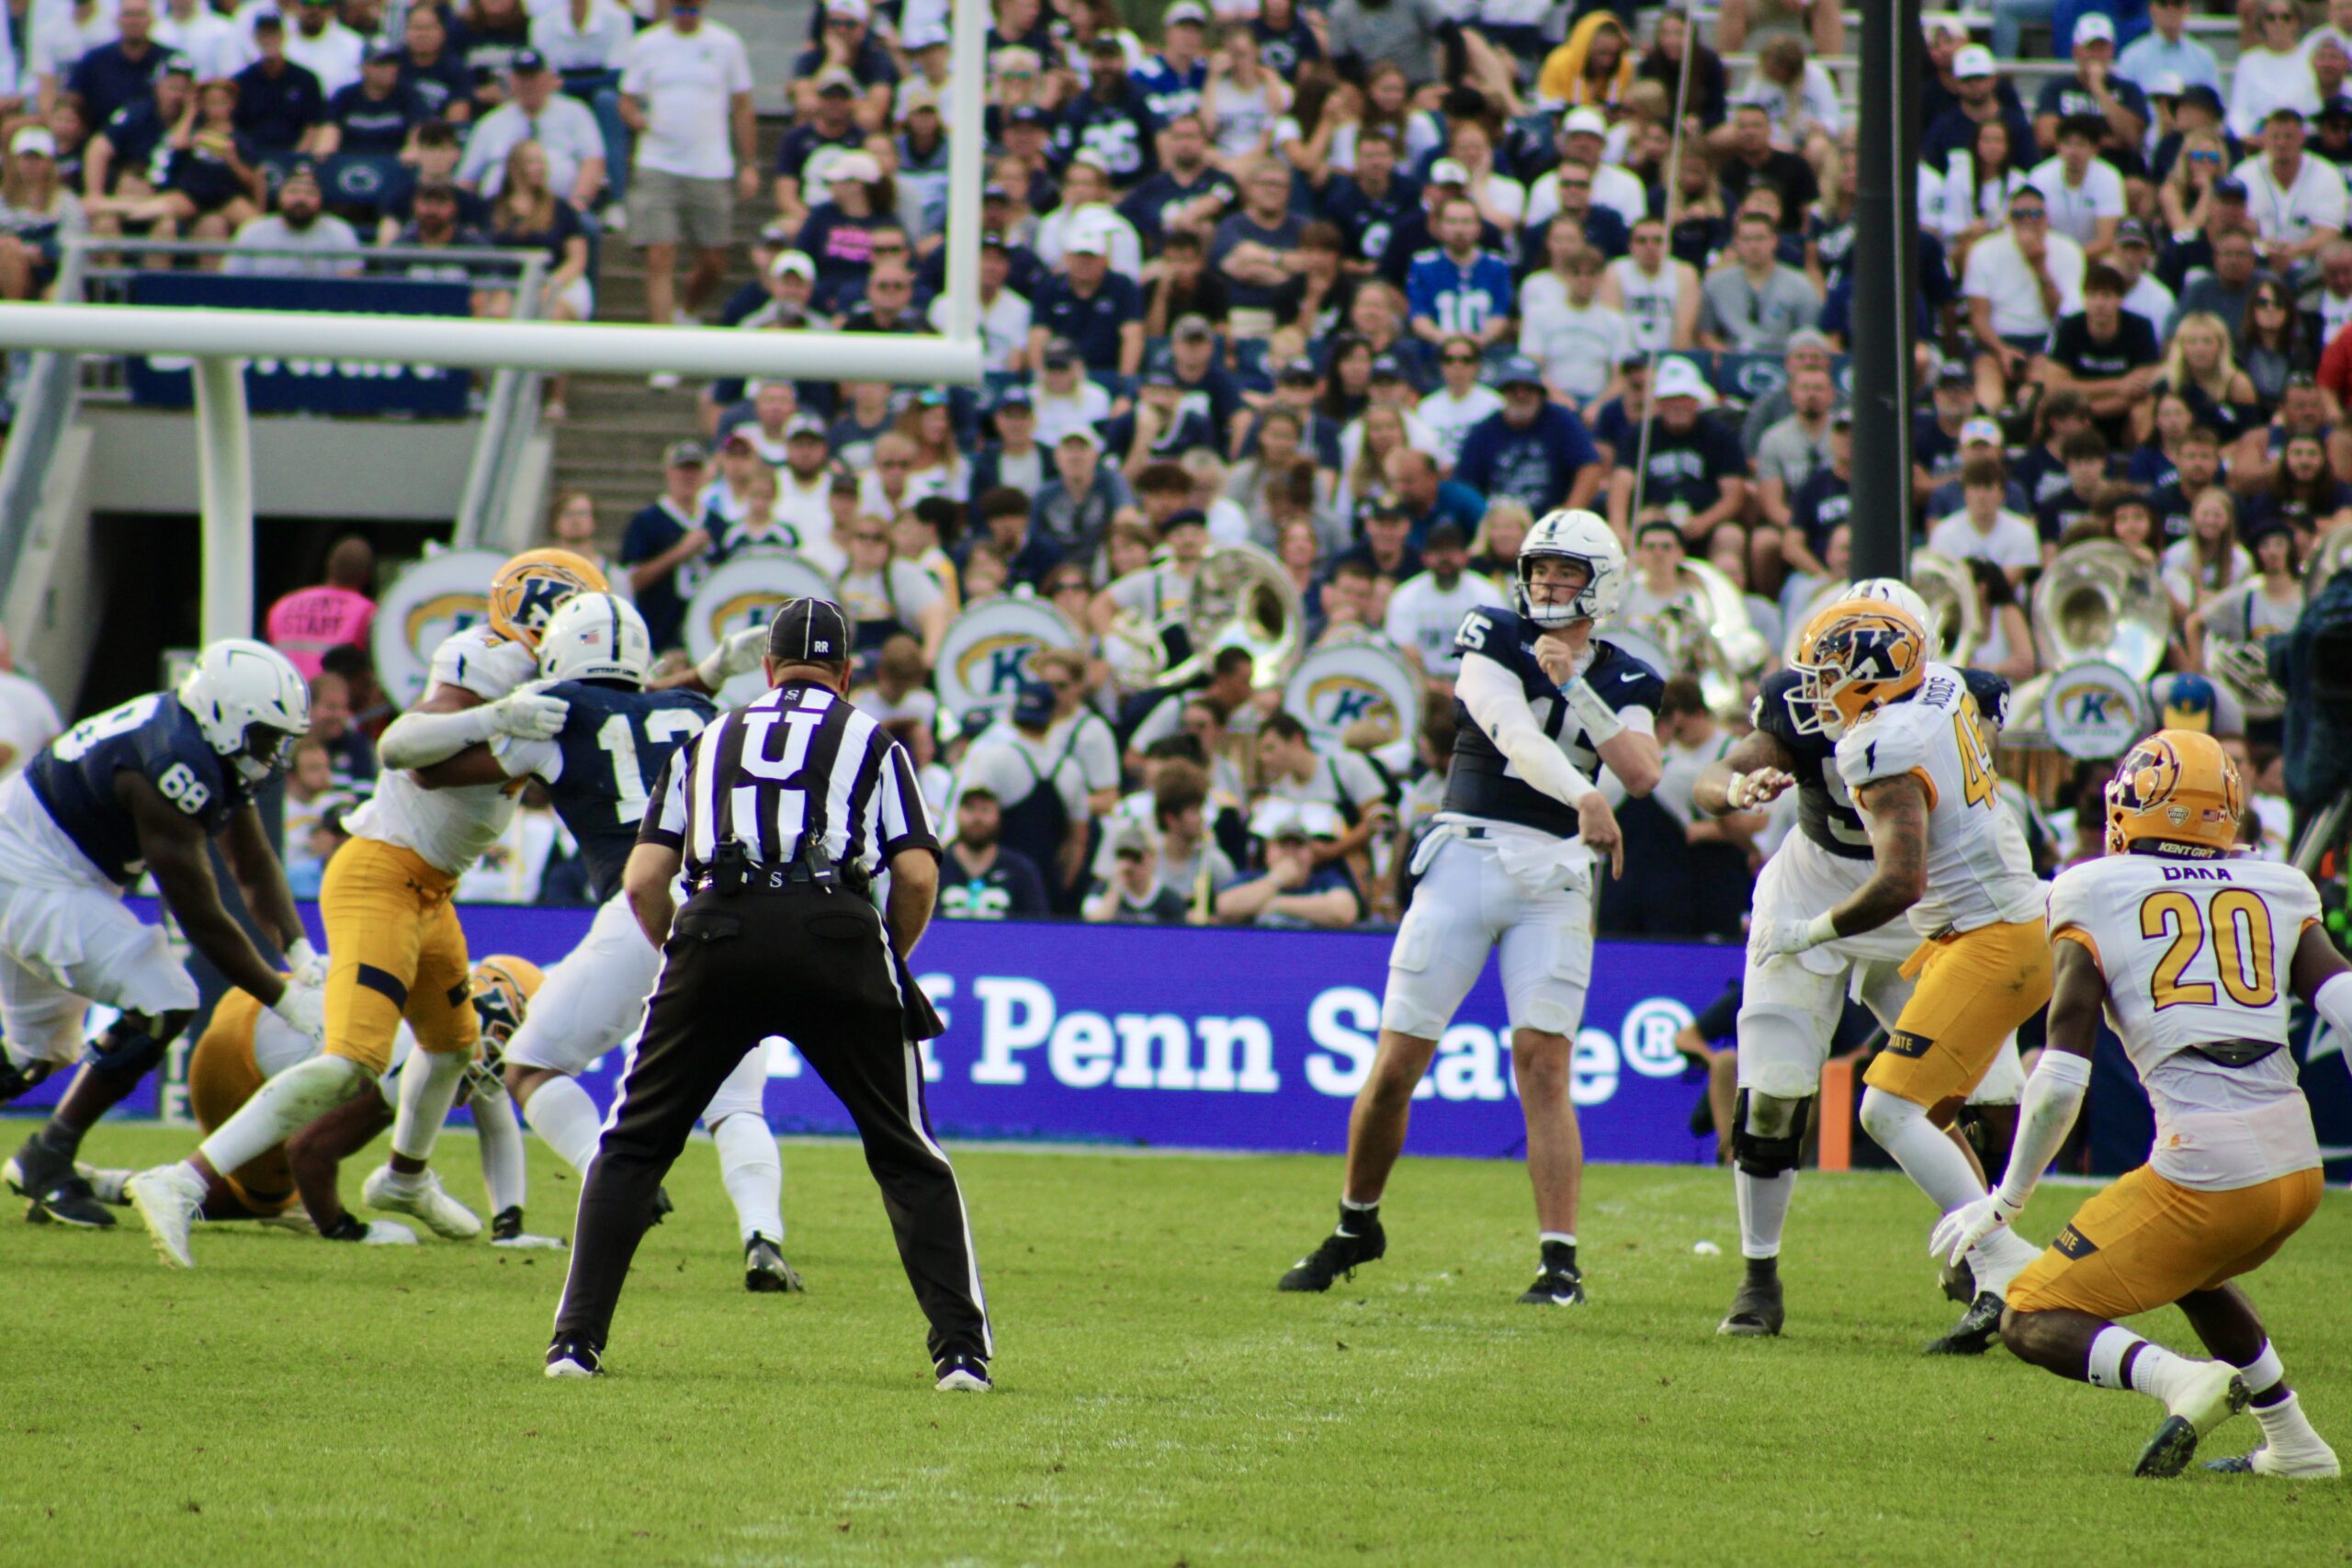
[1762,599,2051,1353]
[130,550,605,1267]
[1276,509,1660,1305]
[0,640,317,1227]
[1938,732,2349,1479]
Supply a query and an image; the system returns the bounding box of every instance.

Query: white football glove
[484,683,570,741]
[269,979,326,1042]
[491,1232,567,1250]
[695,624,771,690]
[285,938,327,988]
[1724,768,1795,810]
[1929,1190,2026,1268]
[1755,910,1838,958]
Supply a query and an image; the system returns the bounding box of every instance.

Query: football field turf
[4,1123,2346,1568]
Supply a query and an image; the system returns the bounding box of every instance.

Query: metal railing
[0,242,91,594]
[3,237,549,548]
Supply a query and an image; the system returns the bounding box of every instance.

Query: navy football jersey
[1442,607,1664,838]
[1758,665,2010,862]
[502,682,718,903]
[25,691,248,884]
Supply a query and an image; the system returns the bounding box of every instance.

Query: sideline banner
[124,274,473,417]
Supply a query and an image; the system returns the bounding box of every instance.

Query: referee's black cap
[765,597,852,667]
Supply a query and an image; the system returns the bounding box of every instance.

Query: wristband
[1802,909,1839,950]
[1562,679,1625,746]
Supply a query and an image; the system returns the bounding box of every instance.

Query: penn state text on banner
[123,274,474,417]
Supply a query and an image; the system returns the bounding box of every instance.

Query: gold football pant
[319,837,477,1075]
[1863,919,2052,1109]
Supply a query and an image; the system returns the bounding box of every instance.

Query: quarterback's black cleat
[1922,1291,2007,1356]
[1717,1263,1784,1337]
[545,1339,605,1379]
[744,1235,805,1293]
[6,1142,115,1228]
[1278,1213,1386,1292]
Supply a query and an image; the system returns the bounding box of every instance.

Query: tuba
[1635,559,1769,715]
[2030,539,2172,679]
[1109,542,1304,692]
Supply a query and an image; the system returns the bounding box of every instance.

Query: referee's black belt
[691,863,865,896]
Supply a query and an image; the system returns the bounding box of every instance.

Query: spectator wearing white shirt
[458,49,603,212]
[2233,106,2348,278]
[620,0,754,345]
[528,0,633,213]
[223,162,359,274]
[280,0,361,96]
[2027,116,2123,259]
[1536,107,1645,231]
[153,0,250,84]
[1029,340,1113,447]
[930,231,1030,373]
[1739,34,1840,156]
[1963,182,2084,412]
[1415,332,1503,465]
[1518,235,1632,407]
[1927,455,2044,586]
[1381,523,1503,682]
[1034,152,1144,277]
[2110,219,2177,333]
[2229,2,2322,141]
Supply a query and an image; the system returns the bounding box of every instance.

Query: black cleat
[647,1185,673,1226]
[934,1353,992,1393]
[1518,1265,1587,1305]
[1278,1215,1386,1292]
[1923,1290,2007,1356]
[1718,1263,1785,1337]
[1939,1254,1977,1305]
[744,1235,804,1293]
[5,1141,114,1228]
[545,1338,604,1379]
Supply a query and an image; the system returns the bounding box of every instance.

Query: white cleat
[357,1220,418,1245]
[2137,1361,2250,1478]
[125,1164,208,1269]
[2205,1440,2342,1479]
[73,1162,134,1205]
[360,1166,481,1239]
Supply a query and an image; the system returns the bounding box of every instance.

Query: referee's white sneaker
[126,1163,208,1269]
[934,1354,992,1393]
[362,1165,482,1239]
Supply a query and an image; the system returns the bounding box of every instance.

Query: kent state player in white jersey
[1276,509,1663,1306]
[130,550,608,1268]
[1692,580,2021,1339]
[1760,597,2053,1354]
[390,593,804,1292]
[1936,731,2352,1479]
[0,640,317,1228]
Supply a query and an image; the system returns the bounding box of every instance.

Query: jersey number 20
[2141,889,2278,1010]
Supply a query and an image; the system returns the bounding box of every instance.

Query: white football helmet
[176,638,311,784]
[1849,577,1933,630]
[537,592,652,686]
[1516,509,1625,628]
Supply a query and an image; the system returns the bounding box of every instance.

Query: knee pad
[1732,1089,1810,1179]
[1735,1004,1827,1103]
[85,1008,192,1077]
[1857,1085,1922,1145]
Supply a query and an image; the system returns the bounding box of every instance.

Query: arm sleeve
[1456,650,1598,808]
[487,733,560,783]
[1994,1049,2093,1208]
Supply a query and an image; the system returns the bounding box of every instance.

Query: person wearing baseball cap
[773,58,865,237]
[1027,211,1145,378]
[313,39,430,163]
[1923,42,2036,172]
[613,442,716,652]
[2038,13,2149,177]
[1453,352,1604,517]
[1612,355,1747,545]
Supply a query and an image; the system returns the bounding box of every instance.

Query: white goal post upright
[0,0,993,644]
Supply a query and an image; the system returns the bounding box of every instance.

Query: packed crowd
[12,0,2352,936]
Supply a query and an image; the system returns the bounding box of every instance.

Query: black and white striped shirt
[638,682,939,880]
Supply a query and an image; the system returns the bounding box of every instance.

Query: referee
[545,598,993,1393]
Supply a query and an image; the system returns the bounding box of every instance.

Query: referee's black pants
[551,888,992,1367]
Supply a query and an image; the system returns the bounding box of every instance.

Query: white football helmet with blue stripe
[176,638,311,784]
[1516,509,1625,628]
[537,592,652,687]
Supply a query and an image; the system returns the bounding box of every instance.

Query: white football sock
[1860,1088,1991,1213]
[2126,1341,2194,1406]
[1735,1168,1795,1260]
[521,1075,604,1175]
[198,1055,370,1176]
[712,1113,783,1246]
[2087,1325,2143,1390]
[389,1048,468,1164]
[2252,1391,2332,1456]
[2235,1338,2286,1399]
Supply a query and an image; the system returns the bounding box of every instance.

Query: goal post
[0,0,992,644]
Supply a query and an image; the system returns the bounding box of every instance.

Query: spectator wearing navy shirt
[1408,197,1514,350]
[2030,13,2148,175]
[1386,448,1483,547]
[232,16,326,158]
[1785,408,1854,583]
[1605,355,1749,556]
[1250,0,1323,80]
[1133,1,1210,123]
[1209,155,1306,323]
[1027,226,1144,377]
[1318,125,1418,271]
[70,0,170,138]
[1059,35,1159,188]
[394,5,474,126]
[973,482,1065,590]
[1921,44,2035,172]
[789,0,898,133]
[1118,113,1236,251]
[618,440,712,651]
[770,70,863,242]
[84,58,194,229]
[938,787,1052,920]
[315,44,427,159]
[1454,355,1603,515]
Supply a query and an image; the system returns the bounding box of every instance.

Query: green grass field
[3,1122,2346,1568]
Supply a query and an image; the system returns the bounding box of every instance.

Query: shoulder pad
[428,626,534,701]
[1834,705,1932,791]
[1959,667,2012,728]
